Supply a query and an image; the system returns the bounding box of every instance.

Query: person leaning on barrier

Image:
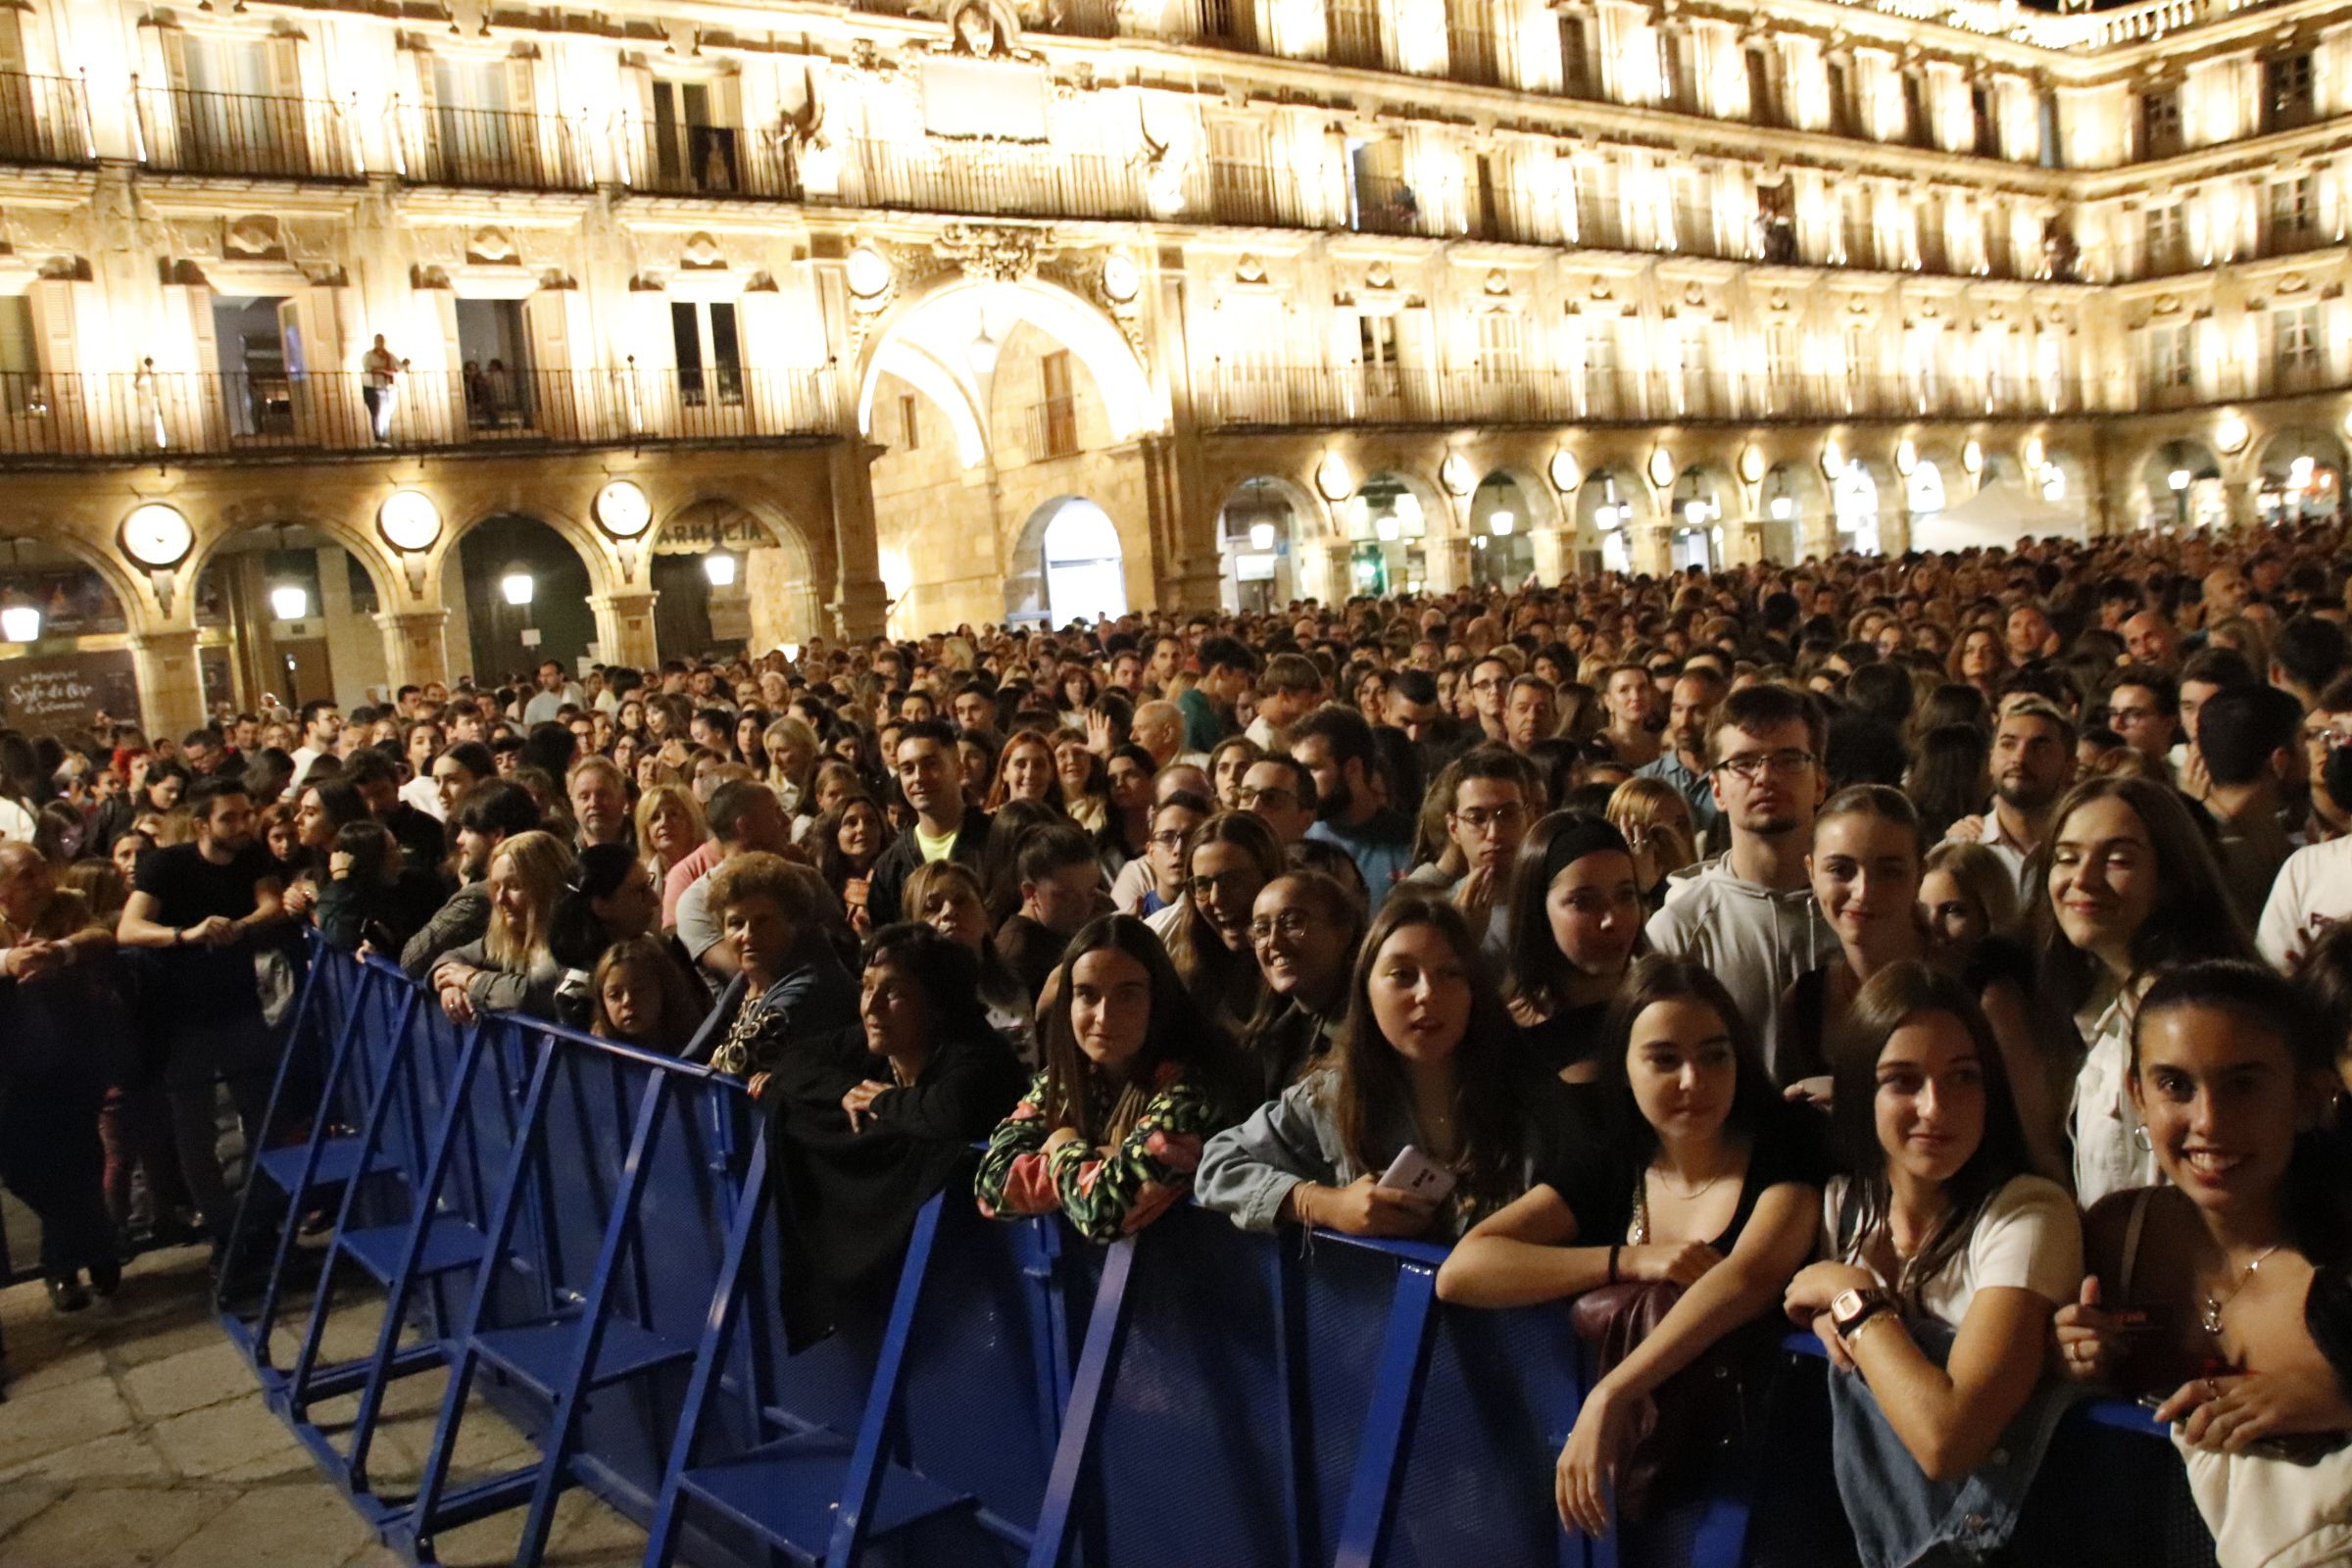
[705,852,858,1096]
[1438,957,1824,1537]
[315,820,444,955]
[975,912,1250,1244]
[401,779,547,978]
[1199,896,1559,1245]
[586,934,710,1057]
[544,843,673,1029]
[0,841,122,1311]
[429,830,575,1026]
[2051,961,2352,1568]
[759,921,1026,1346]
[1235,869,1363,1099]
[1782,962,2082,1568]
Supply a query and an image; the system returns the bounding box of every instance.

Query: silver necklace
[2200,1244,2280,1337]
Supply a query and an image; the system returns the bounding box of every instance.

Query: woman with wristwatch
[1783,961,2082,1568]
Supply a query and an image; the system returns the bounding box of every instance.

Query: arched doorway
[455,514,597,683]
[1348,472,1434,596]
[2140,439,2224,532]
[1468,472,1537,589]
[1905,460,1948,532]
[0,537,153,738]
[2255,427,2346,525]
[1758,462,1819,564]
[195,527,396,711]
[1216,477,1304,613]
[1667,466,1725,571]
[646,500,821,660]
[1833,462,1882,556]
[1020,498,1128,626]
[1574,468,1642,575]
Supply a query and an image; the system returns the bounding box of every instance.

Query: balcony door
[454,297,533,431]
[209,294,293,438]
[651,78,739,194]
[176,35,280,172]
[429,57,524,184]
[670,300,745,411]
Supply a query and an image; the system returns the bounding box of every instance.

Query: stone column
[589,590,661,669]
[1423,536,1471,593]
[1878,507,1912,558]
[828,438,890,640]
[375,608,451,690]
[1800,508,1838,562]
[1634,523,1672,576]
[2227,479,2261,531]
[128,627,206,739]
[1312,541,1354,605]
[1528,525,1566,587]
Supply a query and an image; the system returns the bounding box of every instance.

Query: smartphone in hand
[1377,1145,1456,1205]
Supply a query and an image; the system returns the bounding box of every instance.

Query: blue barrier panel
[215,948,2223,1568]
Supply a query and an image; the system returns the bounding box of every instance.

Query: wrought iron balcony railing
[394,105,590,190]
[0,72,92,166]
[837,135,1149,221]
[624,122,800,200]
[135,87,355,178]
[0,365,837,463]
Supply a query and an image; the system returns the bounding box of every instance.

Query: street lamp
[2168,467,2191,531]
[1489,511,1515,536]
[269,582,310,621]
[704,552,738,587]
[501,567,535,607]
[1248,521,1276,551]
[0,594,39,644]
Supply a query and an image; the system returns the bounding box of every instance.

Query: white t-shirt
[2072,985,2158,1210]
[2256,835,2352,970]
[1825,1173,2082,1330]
[0,795,35,843]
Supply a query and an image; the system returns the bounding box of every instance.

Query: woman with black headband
[1504,813,1647,1084]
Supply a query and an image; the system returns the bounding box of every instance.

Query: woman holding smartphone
[2052,960,2352,1568]
[1437,956,1823,1536]
[1198,896,1549,1242]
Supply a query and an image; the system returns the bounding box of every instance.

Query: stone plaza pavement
[0,1242,651,1568]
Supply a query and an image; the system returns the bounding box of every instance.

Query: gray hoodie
[1642,852,1834,1084]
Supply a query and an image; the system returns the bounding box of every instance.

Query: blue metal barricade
[214,942,2220,1568]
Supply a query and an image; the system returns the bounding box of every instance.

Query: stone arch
[642,493,827,653]
[854,273,1160,455]
[1756,461,1824,565]
[1008,496,1131,625]
[2251,425,2348,525]
[425,497,619,609]
[1212,473,1323,611]
[7,517,171,636]
[181,504,403,622]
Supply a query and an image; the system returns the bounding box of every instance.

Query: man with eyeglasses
[1112,790,1211,917]
[1400,749,1534,957]
[1642,684,1834,1084]
[1239,757,1317,845]
[2101,664,2180,768]
[1466,656,1513,746]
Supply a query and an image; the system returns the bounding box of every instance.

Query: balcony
[1446,22,1502,87]
[0,72,92,166]
[2258,214,2332,259]
[0,365,836,465]
[135,88,355,179]
[1197,365,2092,430]
[1349,172,1433,237]
[626,122,798,200]
[395,105,589,191]
[1204,158,1308,228]
[1024,396,1079,460]
[838,135,1146,221]
[1039,0,1119,37]
[1325,1,1384,69]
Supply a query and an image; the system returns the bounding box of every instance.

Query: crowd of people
[4,519,2352,1563]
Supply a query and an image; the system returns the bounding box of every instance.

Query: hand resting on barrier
[1282,1174,1439,1239]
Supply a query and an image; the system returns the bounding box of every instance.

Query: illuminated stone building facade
[0,0,2346,731]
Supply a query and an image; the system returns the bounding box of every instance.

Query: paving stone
[0,1374,136,1472]
[121,1339,259,1423]
[0,1478,63,1543]
[1,1345,108,1396]
[147,1393,310,1481]
[0,1483,213,1568]
[153,1480,376,1568]
[0,1427,173,1486]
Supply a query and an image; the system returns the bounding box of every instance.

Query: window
[2149,322,2190,390]
[1475,312,1524,381]
[1326,0,1382,70]
[1678,317,1711,411]
[1825,58,1853,136]
[1746,45,1779,126]
[649,79,739,194]
[2037,89,2062,169]
[0,294,37,416]
[2138,87,2182,159]
[1843,321,1874,407]
[2267,174,2319,254]
[2144,203,2184,273]
[1901,70,1931,147]
[2276,304,2320,373]
[1971,83,1997,156]
[2263,53,2315,133]
[669,300,743,408]
[1359,313,1399,395]
[1658,28,1695,112]
[1446,0,1498,87]
[1581,316,1619,415]
[897,392,920,451]
[1558,13,1592,99]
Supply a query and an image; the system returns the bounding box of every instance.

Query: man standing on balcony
[362,334,400,445]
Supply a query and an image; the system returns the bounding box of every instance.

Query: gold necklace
[1648,1163,1731,1202]
[2200,1244,2280,1337]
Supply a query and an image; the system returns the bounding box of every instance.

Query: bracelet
[1608,1245,1621,1285]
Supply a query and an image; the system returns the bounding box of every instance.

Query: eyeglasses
[1712,748,1817,782]
[1240,786,1297,809]
[1189,870,1263,900]
[2105,707,2157,727]
[1149,829,1190,850]
[1248,910,1321,944]
[1450,805,1526,834]
[1470,678,1506,694]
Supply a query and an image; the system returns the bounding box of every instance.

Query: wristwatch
[1831,1286,1895,1344]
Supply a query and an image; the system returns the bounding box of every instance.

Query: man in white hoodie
[1642,683,1835,1083]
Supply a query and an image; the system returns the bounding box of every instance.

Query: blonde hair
[483,830,576,972]
[634,782,708,868]
[1606,776,1696,877]
[903,858,987,926]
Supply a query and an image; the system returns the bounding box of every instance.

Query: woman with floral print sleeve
[976,912,1250,1243]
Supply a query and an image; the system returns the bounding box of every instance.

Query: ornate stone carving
[466,226,518,263]
[932,222,1048,281]
[223,216,282,258]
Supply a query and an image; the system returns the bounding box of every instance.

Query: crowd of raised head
[4,516,2352,1558]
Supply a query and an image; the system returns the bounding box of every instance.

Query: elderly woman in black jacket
[759,920,1025,1346]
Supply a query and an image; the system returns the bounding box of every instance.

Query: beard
[1318,776,1355,822]
[1993,772,2058,812]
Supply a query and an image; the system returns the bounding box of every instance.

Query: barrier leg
[642,1136,773,1568]
[825,1192,948,1563]
[1025,1234,1139,1568]
[217,950,327,1297]
[1333,1261,1440,1568]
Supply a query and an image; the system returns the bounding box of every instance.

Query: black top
[379,801,450,879]
[762,1017,1026,1348]
[993,913,1068,1004]
[1780,964,1835,1089]
[1520,1001,1611,1078]
[133,841,283,1023]
[865,808,994,928]
[1242,997,1335,1102]
[1540,1098,1832,1253]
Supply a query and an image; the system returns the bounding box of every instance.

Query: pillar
[1313,541,1354,605]
[1529,525,1566,586]
[376,607,451,689]
[1800,508,1837,562]
[318,548,389,710]
[1424,536,1471,593]
[1879,507,1912,558]
[2227,479,2261,531]
[128,627,205,740]
[828,439,889,640]
[589,590,661,668]
[1634,523,1672,576]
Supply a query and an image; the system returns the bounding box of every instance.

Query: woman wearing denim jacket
[1199,895,1559,1242]
[975,913,1248,1243]
[1783,961,2082,1568]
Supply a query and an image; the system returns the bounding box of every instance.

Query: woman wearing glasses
[1239,869,1366,1097]
[1162,810,1286,1034]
